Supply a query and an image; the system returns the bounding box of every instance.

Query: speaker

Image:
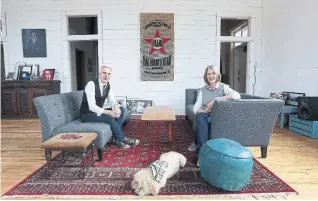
[298,97,318,121]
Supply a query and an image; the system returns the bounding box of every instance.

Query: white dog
[131,151,187,197]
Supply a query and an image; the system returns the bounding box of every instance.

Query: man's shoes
[123,137,140,146]
[111,139,130,149]
[188,141,197,152]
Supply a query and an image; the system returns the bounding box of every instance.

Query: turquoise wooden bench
[279,91,305,129]
[288,114,318,139]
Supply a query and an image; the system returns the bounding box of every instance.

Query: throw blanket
[149,160,169,182]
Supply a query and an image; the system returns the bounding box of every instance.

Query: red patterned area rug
[3,117,297,199]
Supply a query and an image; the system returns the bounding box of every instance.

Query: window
[68,16,98,35]
[232,23,249,46]
[221,19,249,37]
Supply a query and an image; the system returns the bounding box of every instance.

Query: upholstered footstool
[198,138,253,191]
[41,133,97,178]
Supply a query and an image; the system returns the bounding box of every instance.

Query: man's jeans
[195,113,212,149]
[80,106,126,142]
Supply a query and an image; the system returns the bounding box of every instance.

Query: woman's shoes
[188,141,197,152]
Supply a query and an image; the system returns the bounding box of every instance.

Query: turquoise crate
[288,114,318,139]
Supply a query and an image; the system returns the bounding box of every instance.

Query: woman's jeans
[195,113,212,150]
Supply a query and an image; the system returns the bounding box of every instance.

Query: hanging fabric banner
[140,13,174,81]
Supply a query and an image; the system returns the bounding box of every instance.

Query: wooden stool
[41,133,97,178]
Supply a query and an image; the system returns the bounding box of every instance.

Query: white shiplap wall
[2,0,263,114]
[259,0,318,97]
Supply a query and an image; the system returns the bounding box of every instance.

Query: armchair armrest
[209,99,284,147]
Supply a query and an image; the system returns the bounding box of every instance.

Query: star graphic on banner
[144,30,170,55]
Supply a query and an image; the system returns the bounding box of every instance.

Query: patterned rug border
[2,155,298,199]
[2,116,298,199]
[2,192,298,200]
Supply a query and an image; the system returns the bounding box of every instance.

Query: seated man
[189,65,241,154]
[80,65,140,149]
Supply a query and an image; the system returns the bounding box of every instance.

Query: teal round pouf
[199,138,253,191]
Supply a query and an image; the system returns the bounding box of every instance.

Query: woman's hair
[203,65,221,85]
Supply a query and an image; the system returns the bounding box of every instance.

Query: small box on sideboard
[288,114,318,139]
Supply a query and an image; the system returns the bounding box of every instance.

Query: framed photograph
[17,65,33,80]
[6,72,16,80]
[126,99,152,114]
[22,29,47,57]
[115,96,127,107]
[42,69,55,80]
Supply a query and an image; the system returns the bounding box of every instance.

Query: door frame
[61,10,103,92]
[75,48,86,90]
[216,13,256,95]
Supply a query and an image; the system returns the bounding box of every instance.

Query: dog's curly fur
[131,151,187,197]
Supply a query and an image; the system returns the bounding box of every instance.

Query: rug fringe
[1,192,298,200]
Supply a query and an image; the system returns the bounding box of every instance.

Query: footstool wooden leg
[91,143,95,162]
[62,151,66,162]
[45,149,53,178]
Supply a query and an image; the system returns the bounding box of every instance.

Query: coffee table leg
[146,121,150,143]
[168,122,172,142]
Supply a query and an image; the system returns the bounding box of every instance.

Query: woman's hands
[206,100,215,111]
[197,96,232,114]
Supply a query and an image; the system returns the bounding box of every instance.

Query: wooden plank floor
[1,119,318,200]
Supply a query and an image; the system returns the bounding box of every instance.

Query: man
[80,65,140,149]
[28,32,42,56]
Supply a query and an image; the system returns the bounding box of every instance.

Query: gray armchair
[33,90,131,161]
[185,89,284,158]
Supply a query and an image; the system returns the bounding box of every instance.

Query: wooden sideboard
[1,80,61,118]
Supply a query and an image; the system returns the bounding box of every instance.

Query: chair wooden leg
[97,148,103,161]
[261,146,268,158]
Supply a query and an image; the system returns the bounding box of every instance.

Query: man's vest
[80,79,110,115]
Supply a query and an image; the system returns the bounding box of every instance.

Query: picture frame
[22,29,47,57]
[126,99,152,114]
[42,69,55,80]
[6,72,16,80]
[14,62,26,79]
[17,65,33,80]
[115,96,127,107]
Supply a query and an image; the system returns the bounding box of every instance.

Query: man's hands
[113,104,121,118]
[103,104,121,118]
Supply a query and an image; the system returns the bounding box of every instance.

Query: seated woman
[188,65,241,153]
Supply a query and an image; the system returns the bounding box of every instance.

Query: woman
[188,65,241,154]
